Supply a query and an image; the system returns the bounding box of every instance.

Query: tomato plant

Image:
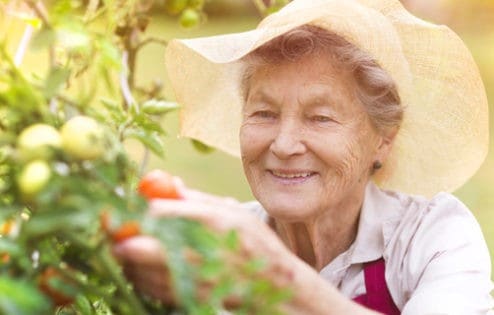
[0,1,292,315]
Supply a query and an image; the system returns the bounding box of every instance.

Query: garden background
[5,0,494,279]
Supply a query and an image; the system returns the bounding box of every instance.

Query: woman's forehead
[246,56,356,106]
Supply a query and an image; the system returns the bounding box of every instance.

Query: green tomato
[188,0,204,9]
[179,8,200,28]
[61,116,105,160]
[164,0,188,15]
[17,160,52,197]
[17,124,61,160]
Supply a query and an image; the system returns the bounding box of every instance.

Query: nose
[269,117,306,159]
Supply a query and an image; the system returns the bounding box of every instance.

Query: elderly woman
[115,0,493,314]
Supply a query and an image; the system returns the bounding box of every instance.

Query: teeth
[271,171,313,178]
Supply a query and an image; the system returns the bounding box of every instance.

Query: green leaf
[23,207,93,236]
[99,98,126,124]
[199,260,223,279]
[74,295,93,315]
[224,229,239,251]
[132,112,165,134]
[43,67,70,98]
[141,100,179,115]
[191,139,215,154]
[0,238,21,257]
[57,27,90,51]
[125,129,165,157]
[0,276,52,315]
[30,27,56,51]
[97,38,121,70]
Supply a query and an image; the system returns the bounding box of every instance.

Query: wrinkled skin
[113,55,394,314]
[240,55,395,269]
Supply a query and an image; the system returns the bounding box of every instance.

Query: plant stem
[25,0,51,29]
[26,0,55,67]
[84,0,100,22]
[139,148,149,176]
[14,24,33,67]
[135,37,168,51]
[119,51,136,110]
[98,245,148,315]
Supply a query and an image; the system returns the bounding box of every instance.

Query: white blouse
[247,182,494,314]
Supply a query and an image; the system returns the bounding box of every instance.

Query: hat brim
[165,0,488,197]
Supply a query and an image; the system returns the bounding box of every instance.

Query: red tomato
[1,220,14,235]
[137,170,181,200]
[111,221,140,243]
[38,267,75,307]
[0,253,10,264]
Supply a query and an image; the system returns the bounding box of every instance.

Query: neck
[273,192,364,271]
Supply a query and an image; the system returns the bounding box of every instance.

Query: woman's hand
[113,195,296,304]
[113,184,380,314]
[113,235,176,304]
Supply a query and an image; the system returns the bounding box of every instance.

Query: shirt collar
[348,181,403,264]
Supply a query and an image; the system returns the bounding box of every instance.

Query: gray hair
[241,25,404,133]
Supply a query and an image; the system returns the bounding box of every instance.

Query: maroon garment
[352,258,401,315]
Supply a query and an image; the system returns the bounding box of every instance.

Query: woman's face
[240,55,392,222]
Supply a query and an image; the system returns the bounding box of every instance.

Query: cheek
[316,129,373,182]
[239,123,273,159]
[337,128,379,179]
[240,125,259,162]
[239,124,268,182]
[327,138,363,183]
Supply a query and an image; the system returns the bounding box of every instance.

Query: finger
[113,235,166,266]
[147,199,262,234]
[122,261,176,304]
[172,176,187,198]
[148,199,215,220]
[148,199,241,233]
[180,188,240,206]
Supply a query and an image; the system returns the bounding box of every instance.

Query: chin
[261,198,317,222]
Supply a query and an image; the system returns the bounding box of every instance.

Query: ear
[374,126,398,164]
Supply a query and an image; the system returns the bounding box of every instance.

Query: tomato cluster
[164,0,203,28]
[100,170,181,243]
[15,116,105,199]
[100,211,141,243]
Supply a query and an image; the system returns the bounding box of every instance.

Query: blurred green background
[5,0,494,272]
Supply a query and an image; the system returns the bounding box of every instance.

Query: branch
[139,149,149,177]
[119,51,136,110]
[26,1,55,67]
[13,24,34,67]
[252,0,267,16]
[135,37,168,51]
[83,0,100,22]
[25,0,51,29]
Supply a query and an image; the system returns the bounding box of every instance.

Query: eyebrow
[245,82,349,113]
[245,88,280,107]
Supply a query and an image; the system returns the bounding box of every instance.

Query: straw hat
[165,0,489,198]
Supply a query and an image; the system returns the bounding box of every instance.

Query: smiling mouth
[268,170,316,182]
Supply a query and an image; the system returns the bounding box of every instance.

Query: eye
[252,110,277,119]
[311,115,333,123]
